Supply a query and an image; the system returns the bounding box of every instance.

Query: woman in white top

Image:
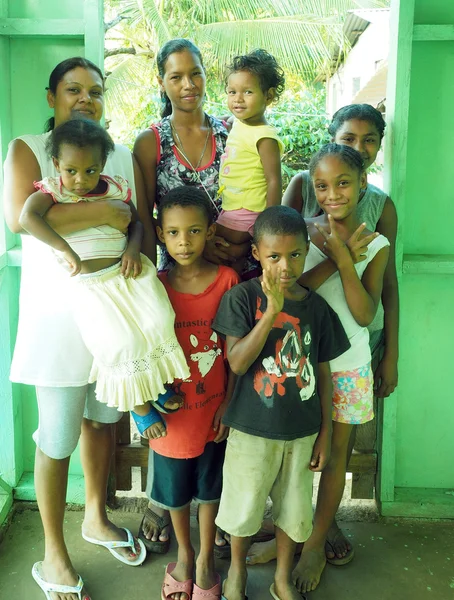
[3,57,156,600]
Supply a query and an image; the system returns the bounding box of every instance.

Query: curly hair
[46,118,115,164]
[226,49,285,100]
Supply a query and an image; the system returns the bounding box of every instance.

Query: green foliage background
[111,82,330,189]
[104,1,389,185]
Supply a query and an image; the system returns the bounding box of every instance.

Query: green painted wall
[10,40,84,138]
[394,4,454,489]
[414,1,454,25]
[396,275,454,488]
[380,0,454,516]
[403,41,454,255]
[0,1,104,505]
[9,0,82,19]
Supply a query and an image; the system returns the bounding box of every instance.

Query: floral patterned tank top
[151,115,228,269]
[151,115,228,205]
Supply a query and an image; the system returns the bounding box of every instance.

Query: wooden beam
[403,254,454,275]
[0,19,84,37]
[347,452,377,474]
[413,24,454,42]
[380,486,454,518]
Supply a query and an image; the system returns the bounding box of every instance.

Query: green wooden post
[0,0,105,518]
[378,0,415,505]
[380,0,454,517]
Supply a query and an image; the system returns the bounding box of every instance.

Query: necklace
[171,115,211,170]
[170,115,220,214]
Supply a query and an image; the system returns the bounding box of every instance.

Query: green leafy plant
[266,88,331,187]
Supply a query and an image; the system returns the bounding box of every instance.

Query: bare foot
[143,420,167,440]
[142,502,171,543]
[168,556,194,600]
[39,558,90,600]
[293,547,326,594]
[163,394,184,412]
[325,523,352,560]
[82,519,142,562]
[215,527,230,548]
[222,567,247,600]
[246,538,277,565]
[273,579,305,600]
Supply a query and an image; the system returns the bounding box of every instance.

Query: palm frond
[105,54,155,126]
[196,17,347,80]
[116,0,171,46]
[185,0,388,23]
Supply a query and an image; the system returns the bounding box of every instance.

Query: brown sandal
[138,507,171,554]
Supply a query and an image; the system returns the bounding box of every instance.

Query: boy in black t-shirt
[213,206,349,600]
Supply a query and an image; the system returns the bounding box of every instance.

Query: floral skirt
[331,362,374,425]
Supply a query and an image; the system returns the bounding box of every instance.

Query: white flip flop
[270,583,307,600]
[222,579,248,599]
[82,526,146,566]
[32,562,85,599]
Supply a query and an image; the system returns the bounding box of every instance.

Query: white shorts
[34,384,122,459]
[216,429,317,543]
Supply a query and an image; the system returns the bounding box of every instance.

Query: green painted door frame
[379,0,454,518]
[0,0,105,519]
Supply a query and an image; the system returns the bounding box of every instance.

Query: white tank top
[10,132,136,387]
[304,234,389,372]
[300,170,388,334]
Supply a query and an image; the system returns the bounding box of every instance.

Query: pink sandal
[162,563,193,600]
[192,573,221,599]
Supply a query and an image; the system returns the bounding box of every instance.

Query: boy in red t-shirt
[150,186,239,600]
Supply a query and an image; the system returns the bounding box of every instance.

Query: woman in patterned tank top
[133,38,249,558]
[134,38,254,273]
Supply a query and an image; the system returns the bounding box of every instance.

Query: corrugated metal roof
[343,12,371,47]
[325,8,389,80]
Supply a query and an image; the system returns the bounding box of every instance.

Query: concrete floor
[0,506,453,600]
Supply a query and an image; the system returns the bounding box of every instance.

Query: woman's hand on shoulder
[3,139,42,233]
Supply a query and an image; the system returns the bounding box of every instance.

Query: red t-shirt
[149,266,240,458]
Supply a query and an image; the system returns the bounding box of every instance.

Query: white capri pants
[34,384,123,459]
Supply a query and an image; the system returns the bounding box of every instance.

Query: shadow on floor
[0,506,453,599]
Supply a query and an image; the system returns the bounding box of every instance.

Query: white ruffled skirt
[70,255,189,411]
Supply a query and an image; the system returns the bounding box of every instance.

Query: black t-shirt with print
[212,279,350,441]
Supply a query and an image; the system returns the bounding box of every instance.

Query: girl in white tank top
[294,143,389,587]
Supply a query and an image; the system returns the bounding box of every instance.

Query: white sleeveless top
[36,175,130,261]
[300,170,388,334]
[304,234,389,372]
[10,132,136,387]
